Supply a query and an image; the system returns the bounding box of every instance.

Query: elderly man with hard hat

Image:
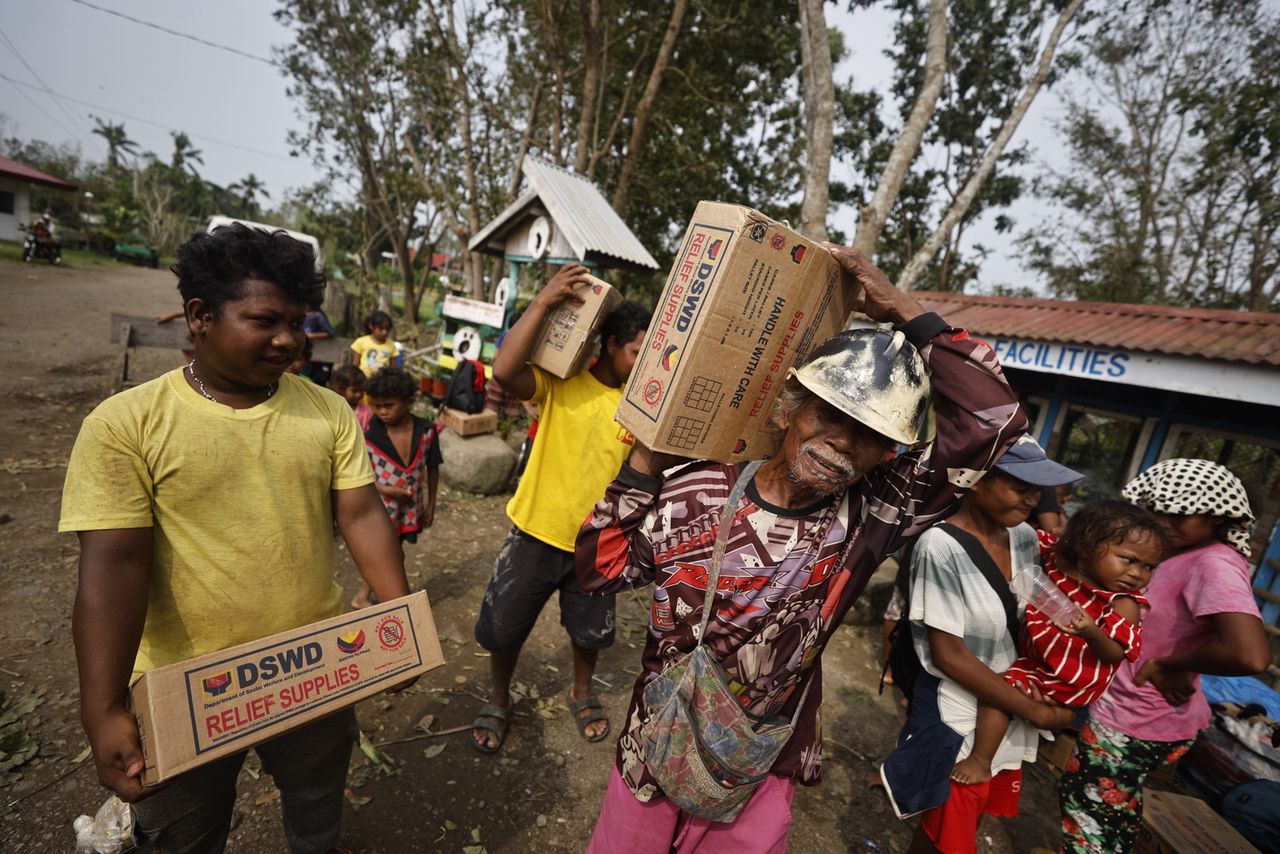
[574,246,1030,854]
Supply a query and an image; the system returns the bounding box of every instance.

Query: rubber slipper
[471,702,510,754]
[569,692,610,743]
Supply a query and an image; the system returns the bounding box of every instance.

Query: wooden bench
[108,313,352,393]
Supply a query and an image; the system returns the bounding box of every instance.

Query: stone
[439,430,517,495]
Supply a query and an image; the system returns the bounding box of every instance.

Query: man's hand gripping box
[529,273,624,379]
[130,592,443,786]
[618,201,855,463]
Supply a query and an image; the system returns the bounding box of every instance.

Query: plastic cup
[1010,566,1079,625]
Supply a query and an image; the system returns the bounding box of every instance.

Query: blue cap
[993,435,1083,487]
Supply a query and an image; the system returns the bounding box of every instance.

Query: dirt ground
[0,260,1066,852]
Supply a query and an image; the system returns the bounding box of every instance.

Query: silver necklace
[186,359,274,403]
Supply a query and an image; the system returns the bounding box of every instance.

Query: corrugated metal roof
[914,291,1280,367]
[467,189,539,254]
[0,155,77,191]
[468,157,659,272]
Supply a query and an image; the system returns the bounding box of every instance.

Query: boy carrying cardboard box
[61,223,415,852]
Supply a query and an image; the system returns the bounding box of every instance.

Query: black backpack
[444,359,486,414]
[880,523,1022,710]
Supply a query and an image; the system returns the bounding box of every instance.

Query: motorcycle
[20,221,63,265]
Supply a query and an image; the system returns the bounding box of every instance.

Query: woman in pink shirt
[1058,459,1271,854]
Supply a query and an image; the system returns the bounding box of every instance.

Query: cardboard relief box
[1135,789,1258,854]
[529,273,624,379]
[441,406,498,437]
[130,592,443,786]
[617,201,856,463]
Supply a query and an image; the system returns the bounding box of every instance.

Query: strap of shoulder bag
[699,458,820,726]
[935,522,1022,647]
[698,459,765,644]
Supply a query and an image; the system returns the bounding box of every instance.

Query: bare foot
[951,754,993,785]
[350,584,377,609]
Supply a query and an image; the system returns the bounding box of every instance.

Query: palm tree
[91,116,140,171]
[228,173,269,216]
[170,131,204,175]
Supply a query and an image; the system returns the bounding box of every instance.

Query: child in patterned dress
[329,365,373,431]
[951,500,1167,784]
[352,367,442,608]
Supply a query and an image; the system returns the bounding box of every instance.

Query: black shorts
[474,527,615,652]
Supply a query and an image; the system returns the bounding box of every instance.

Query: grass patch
[0,239,132,269]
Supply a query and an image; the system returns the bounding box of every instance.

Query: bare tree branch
[897,0,1086,291]
[853,0,947,255]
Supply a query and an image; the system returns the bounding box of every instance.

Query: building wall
[1007,366,1280,571]
[0,178,31,243]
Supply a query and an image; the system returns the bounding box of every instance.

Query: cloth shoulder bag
[639,459,814,822]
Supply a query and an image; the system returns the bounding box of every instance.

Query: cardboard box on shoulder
[441,407,498,437]
[1135,789,1258,854]
[529,273,624,379]
[617,202,855,463]
[130,592,443,786]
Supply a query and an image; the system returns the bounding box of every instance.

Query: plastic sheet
[72,795,134,854]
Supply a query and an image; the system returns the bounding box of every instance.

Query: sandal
[471,703,510,754]
[569,691,610,743]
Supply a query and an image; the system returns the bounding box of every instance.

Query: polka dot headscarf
[1121,458,1255,557]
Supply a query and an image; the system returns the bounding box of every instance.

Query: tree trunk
[573,0,602,175]
[852,0,948,255]
[896,0,1086,292]
[507,81,544,204]
[797,0,834,242]
[610,0,690,213]
[397,238,418,324]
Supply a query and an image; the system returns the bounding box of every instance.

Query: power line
[67,0,281,68]
[0,73,297,164]
[0,25,95,145]
[1,75,81,142]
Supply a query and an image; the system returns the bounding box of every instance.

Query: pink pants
[585,768,796,854]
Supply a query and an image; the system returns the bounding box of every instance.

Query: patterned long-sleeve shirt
[575,313,1029,801]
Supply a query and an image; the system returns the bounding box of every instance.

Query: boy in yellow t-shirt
[60,223,411,852]
[350,309,400,378]
[471,263,650,754]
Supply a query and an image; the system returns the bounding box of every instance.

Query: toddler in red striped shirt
[952,500,1168,785]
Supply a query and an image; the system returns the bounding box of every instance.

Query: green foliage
[1020,0,1279,311]
[847,0,1056,291]
[1,119,262,256]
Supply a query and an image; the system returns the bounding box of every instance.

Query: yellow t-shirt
[351,335,399,378]
[59,370,374,678]
[506,366,634,552]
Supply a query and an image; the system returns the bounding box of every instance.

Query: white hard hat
[789,328,931,445]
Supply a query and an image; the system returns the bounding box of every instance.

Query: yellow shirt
[506,366,634,552]
[59,370,374,678]
[351,335,399,378]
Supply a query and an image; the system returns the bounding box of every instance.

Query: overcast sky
[4,0,1078,288]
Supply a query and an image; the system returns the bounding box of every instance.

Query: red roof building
[0,155,78,242]
[914,291,1280,367]
[0,155,78,192]
[885,290,1280,595]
